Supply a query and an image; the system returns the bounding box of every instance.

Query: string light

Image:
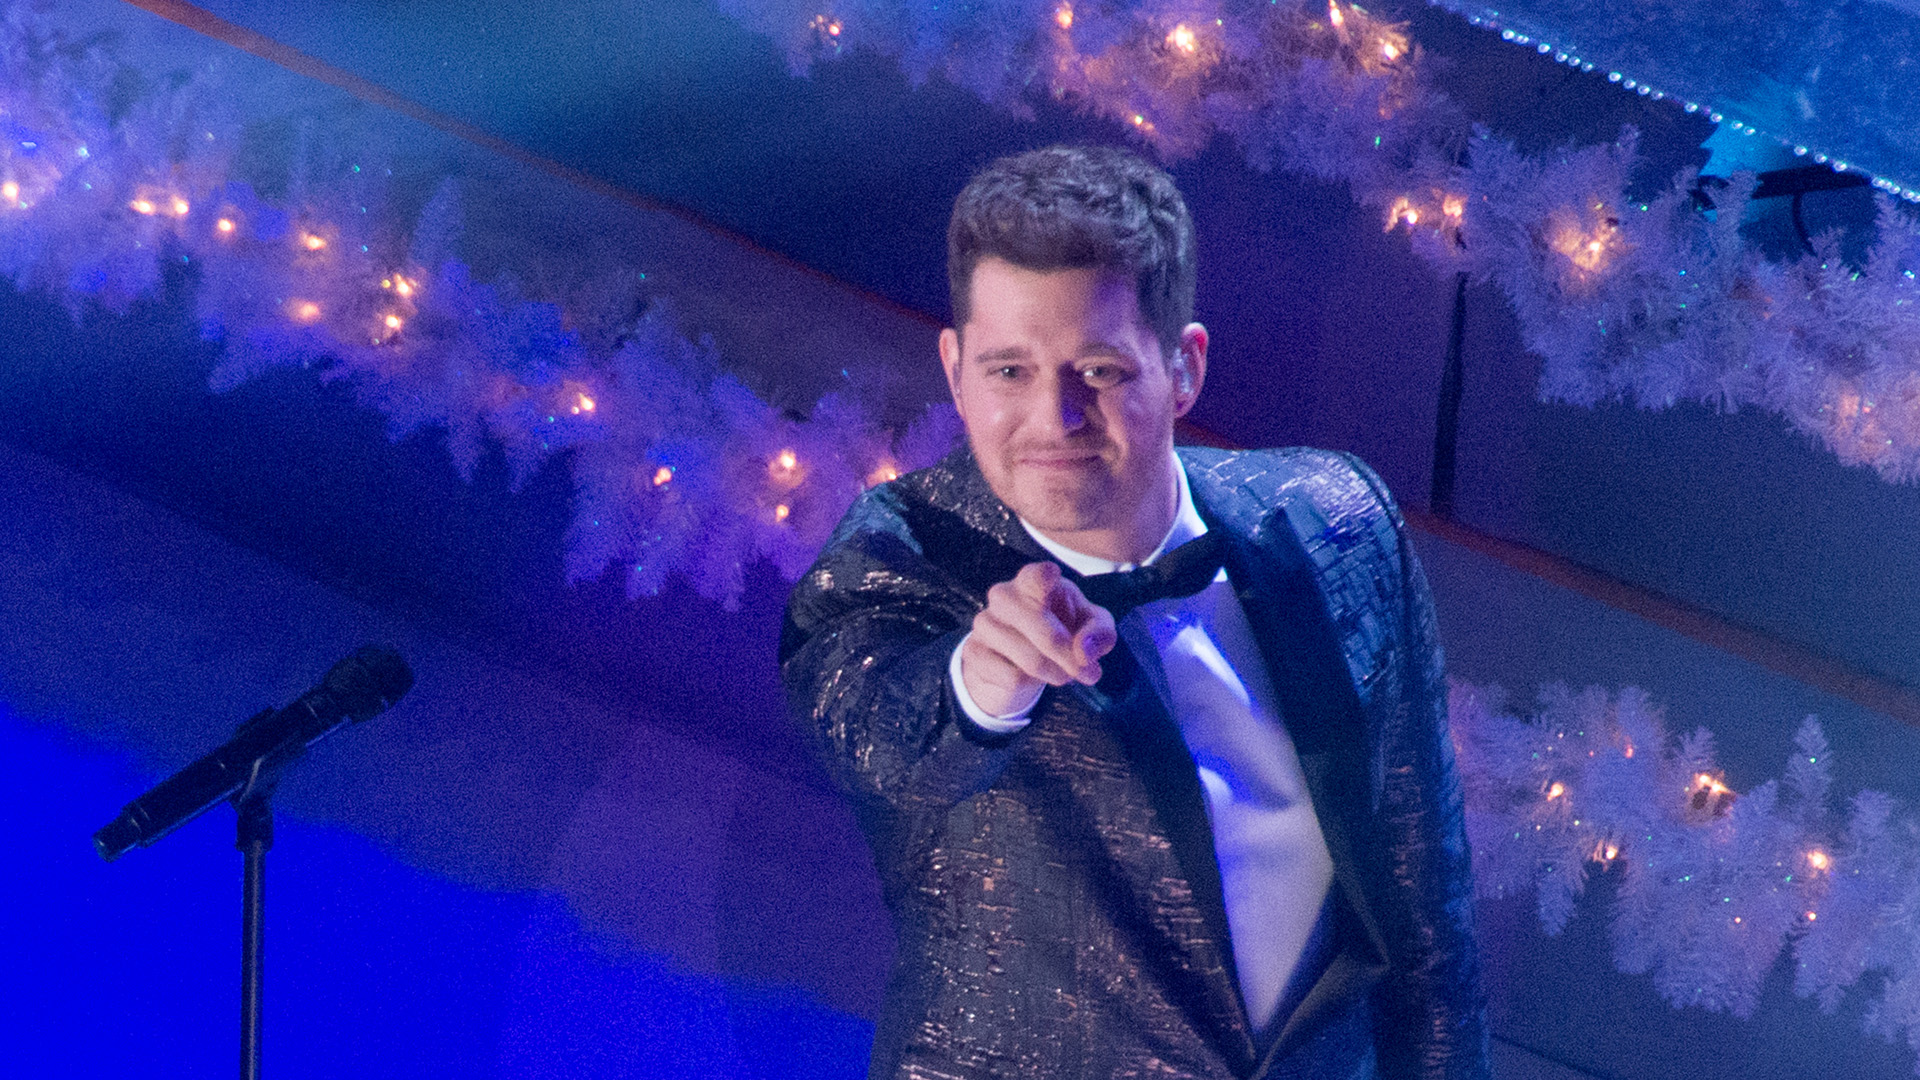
[1329,2,1345,28]
[129,198,156,215]
[383,314,404,331]
[1167,24,1197,54]
[652,466,674,487]
[1,181,17,202]
[1550,211,1621,274]
[216,217,236,235]
[775,503,792,523]
[301,232,327,251]
[169,196,189,217]
[1054,3,1072,29]
[1546,781,1566,800]
[570,391,595,415]
[1688,772,1737,817]
[866,460,900,487]
[1807,850,1831,872]
[288,300,321,323]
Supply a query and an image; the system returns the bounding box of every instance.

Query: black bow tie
[1072,530,1227,618]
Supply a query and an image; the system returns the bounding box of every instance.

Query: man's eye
[992,365,1023,380]
[1080,364,1127,387]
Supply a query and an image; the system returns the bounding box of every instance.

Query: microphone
[93,644,414,862]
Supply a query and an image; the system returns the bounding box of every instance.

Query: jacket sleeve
[1342,455,1491,1080]
[778,487,1028,823]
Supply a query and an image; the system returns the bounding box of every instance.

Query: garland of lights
[1452,680,1920,1067]
[0,8,958,609]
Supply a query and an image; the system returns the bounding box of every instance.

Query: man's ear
[1171,323,1208,417]
[939,327,966,419]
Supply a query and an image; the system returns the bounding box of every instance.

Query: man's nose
[1040,374,1090,435]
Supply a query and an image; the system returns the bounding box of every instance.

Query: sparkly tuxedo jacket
[780,446,1488,1080]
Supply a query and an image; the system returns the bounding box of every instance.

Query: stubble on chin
[990,461,1116,535]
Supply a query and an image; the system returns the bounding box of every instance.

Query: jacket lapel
[1184,456,1392,1072]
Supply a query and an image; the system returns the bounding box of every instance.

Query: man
[781,146,1486,1080]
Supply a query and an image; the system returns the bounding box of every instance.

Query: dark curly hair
[947,145,1196,359]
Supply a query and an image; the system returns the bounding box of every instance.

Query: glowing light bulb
[1546,782,1565,800]
[384,314,404,331]
[777,449,798,471]
[302,233,327,251]
[652,466,674,487]
[1382,40,1401,60]
[1623,744,1634,758]
[1442,195,1465,220]
[217,218,236,234]
[290,300,321,323]
[170,197,190,216]
[1,182,17,202]
[576,393,595,413]
[1167,24,1197,53]
[395,277,415,297]
[1055,3,1072,29]
[1806,911,1818,922]
[1329,2,1345,27]
[1807,850,1831,871]
[1604,844,1619,861]
[130,198,157,215]
[867,461,900,487]
[775,503,792,522]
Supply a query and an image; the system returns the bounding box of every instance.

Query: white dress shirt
[949,456,1336,1038]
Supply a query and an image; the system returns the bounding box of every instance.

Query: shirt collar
[1019,450,1207,576]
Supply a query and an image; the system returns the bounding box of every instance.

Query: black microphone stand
[232,753,279,1080]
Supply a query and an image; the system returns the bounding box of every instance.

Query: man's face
[940,257,1205,559]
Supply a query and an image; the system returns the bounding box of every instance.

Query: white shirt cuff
[950,633,1040,732]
